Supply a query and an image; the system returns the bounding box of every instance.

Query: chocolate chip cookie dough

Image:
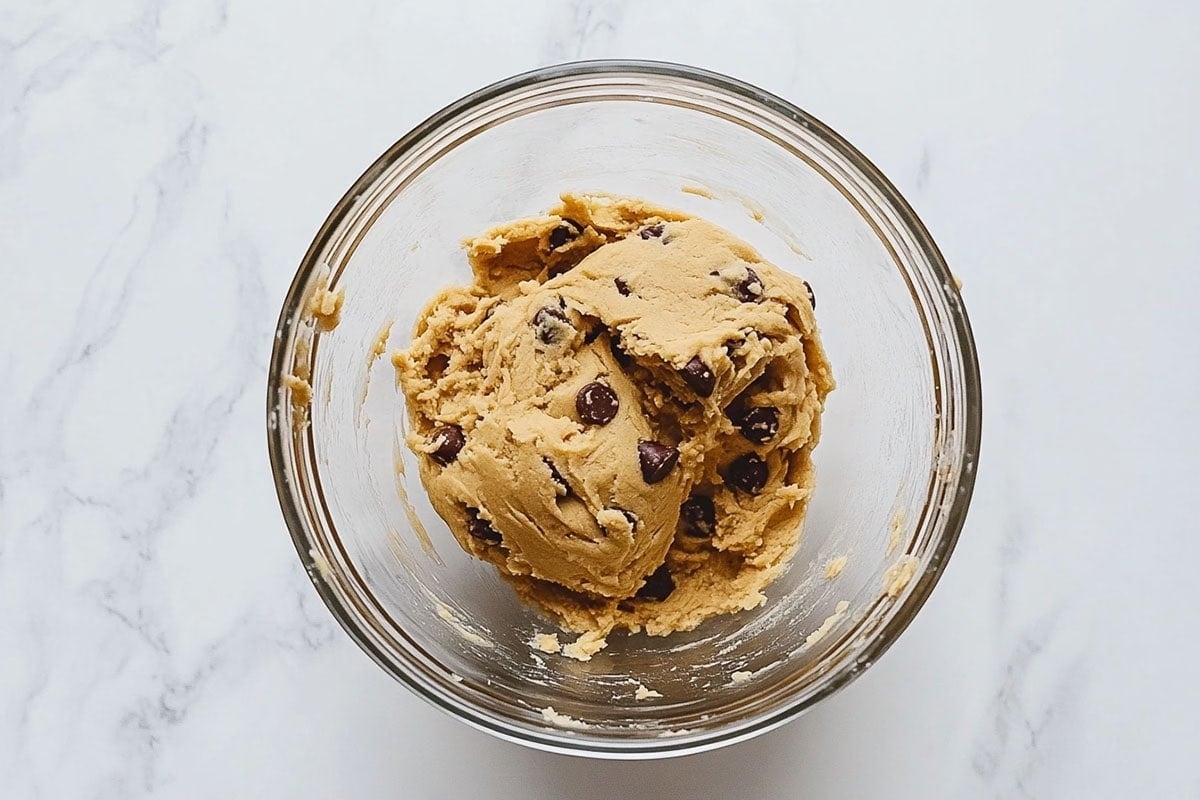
[392,193,833,640]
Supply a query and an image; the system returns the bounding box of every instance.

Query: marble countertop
[3,1,1199,797]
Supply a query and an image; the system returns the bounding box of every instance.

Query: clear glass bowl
[267,61,980,758]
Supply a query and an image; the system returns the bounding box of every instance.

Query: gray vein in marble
[26,119,209,425]
[916,145,932,191]
[995,476,1029,630]
[0,86,278,791]
[0,25,100,181]
[542,0,627,62]
[970,615,1087,798]
[109,0,169,61]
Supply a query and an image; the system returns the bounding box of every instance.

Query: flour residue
[307,547,333,582]
[804,600,850,648]
[434,600,493,649]
[394,423,441,565]
[320,357,334,410]
[887,508,906,556]
[541,706,588,730]
[355,320,394,429]
[786,238,814,260]
[728,190,765,222]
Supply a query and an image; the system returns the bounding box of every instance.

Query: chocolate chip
[733,267,764,302]
[734,406,780,444]
[428,424,465,465]
[680,356,715,397]
[680,495,716,537]
[544,458,570,496]
[609,334,633,368]
[427,352,450,380]
[636,564,675,600]
[576,382,619,426]
[639,224,664,240]
[803,280,816,309]
[637,440,679,484]
[466,508,501,543]
[532,305,572,346]
[726,453,768,494]
[548,218,582,249]
[533,305,568,325]
[614,277,631,296]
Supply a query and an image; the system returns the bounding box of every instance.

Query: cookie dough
[393,193,833,638]
[634,684,663,700]
[530,633,561,654]
[824,555,848,580]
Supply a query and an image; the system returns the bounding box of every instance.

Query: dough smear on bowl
[392,193,833,640]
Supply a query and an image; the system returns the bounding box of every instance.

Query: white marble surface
[3,1,1199,797]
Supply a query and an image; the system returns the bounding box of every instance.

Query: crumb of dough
[369,321,393,363]
[824,556,848,580]
[887,509,906,556]
[936,449,953,480]
[307,548,333,581]
[283,373,312,431]
[292,337,312,379]
[805,600,850,648]
[531,633,561,654]
[541,706,588,730]
[634,683,663,700]
[952,273,964,290]
[283,374,312,405]
[449,673,463,683]
[306,269,345,331]
[883,555,919,597]
[681,184,715,199]
[730,670,753,685]
[285,339,314,430]
[562,630,608,662]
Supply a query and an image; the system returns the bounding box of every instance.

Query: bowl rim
[267,58,982,758]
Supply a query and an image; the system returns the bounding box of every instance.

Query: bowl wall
[268,61,980,757]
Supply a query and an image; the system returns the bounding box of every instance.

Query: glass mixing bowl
[267,61,980,758]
